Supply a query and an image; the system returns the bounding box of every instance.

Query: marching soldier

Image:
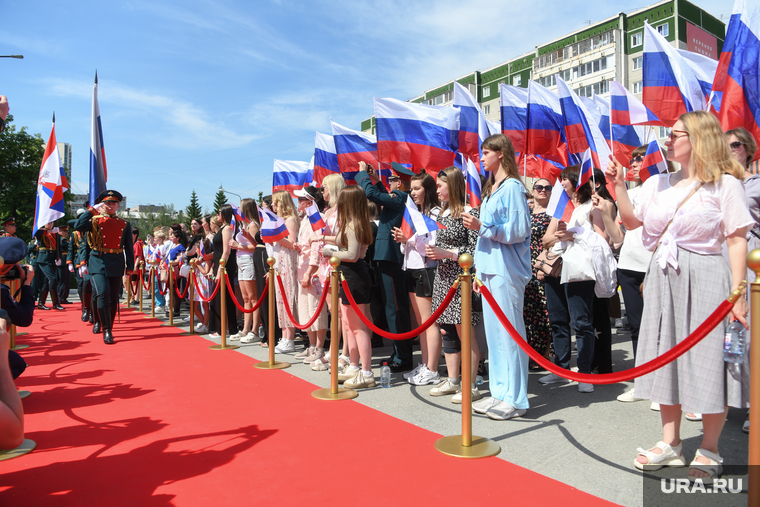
[57,224,71,304]
[74,190,134,344]
[34,222,64,311]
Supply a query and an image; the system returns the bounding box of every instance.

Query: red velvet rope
[275,273,330,330]
[191,272,220,303]
[173,272,190,299]
[156,272,168,296]
[224,272,269,313]
[341,277,458,340]
[478,283,735,385]
[141,268,152,291]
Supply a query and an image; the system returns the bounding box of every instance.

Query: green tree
[0,115,45,241]
[212,186,227,214]
[257,191,264,204]
[128,204,179,239]
[184,189,203,226]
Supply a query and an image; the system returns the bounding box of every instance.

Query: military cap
[0,237,28,266]
[1,216,15,226]
[390,162,415,182]
[95,189,123,204]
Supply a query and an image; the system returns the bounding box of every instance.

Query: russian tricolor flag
[499,84,528,159]
[374,97,459,173]
[33,117,66,235]
[331,120,380,185]
[273,159,309,197]
[577,148,593,190]
[89,72,107,206]
[257,202,289,243]
[643,21,710,125]
[545,179,574,223]
[306,200,326,232]
[525,81,567,182]
[464,157,482,207]
[639,130,668,183]
[713,0,760,162]
[556,77,612,180]
[676,48,718,105]
[400,194,446,239]
[454,82,491,174]
[314,132,339,187]
[610,80,665,126]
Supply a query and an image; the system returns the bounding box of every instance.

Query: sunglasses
[629,155,643,165]
[669,129,689,141]
[533,185,552,192]
[730,141,745,150]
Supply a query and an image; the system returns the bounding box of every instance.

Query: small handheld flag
[400,195,446,239]
[306,201,326,232]
[257,202,289,243]
[546,179,574,223]
[639,131,668,183]
[577,148,593,190]
[464,157,482,207]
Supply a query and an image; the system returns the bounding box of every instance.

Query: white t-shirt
[401,206,440,270]
[617,186,653,273]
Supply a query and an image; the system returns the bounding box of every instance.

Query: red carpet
[2,307,618,506]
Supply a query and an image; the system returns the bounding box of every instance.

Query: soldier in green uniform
[1,217,16,238]
[67,217,86,320]
[57,224,71,304]
[34,222,64,311]
[74,190,134,344]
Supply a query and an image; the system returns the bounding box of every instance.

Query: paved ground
[123,293,750,507]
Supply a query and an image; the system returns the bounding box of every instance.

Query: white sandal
[634,441,687,471]
[688,449,723,484]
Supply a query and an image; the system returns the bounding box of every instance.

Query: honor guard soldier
[74,190,134,344]
[34,222,64,311]
[1,217,16,238]
[57,224,71,304]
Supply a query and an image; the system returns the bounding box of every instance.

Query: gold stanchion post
[126,272,132,309]
[313,257,357,400]
[145,265,156,319]
[254,257,289,368]
[746,249,760,506]
[435,254,500,459]
[179,260,195,336]
[210,259,238,350]
[161,261,175,327]
[138,261,144,313]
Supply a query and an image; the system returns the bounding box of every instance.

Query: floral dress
[274,220,298,330]
[523,211,552,355]
[432,207,481,325]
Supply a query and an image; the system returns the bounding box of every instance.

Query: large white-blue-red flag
[464,157,482,207]
[331,120,380,185]
[676,48,718,106]
[545,179,574,222]
[556,77,612,196]
[374,97,460,174]
[597,85,649,165]
[609,80,665,126]
[577,148,593,190]
[89,72,107,206]
[639,130,669,183]
[453,82,491,174]
[305,200,326,232]
[642,22,710,125]
[526,80,567,182]
[273,159,309,197]
[33,114,66,235]
[400,193,446,239]
[256,201,289,243]
[313,132,339,187]
[712,0,760,161]
[499,84,528,159]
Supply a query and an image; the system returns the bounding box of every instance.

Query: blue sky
[3,0,732,213]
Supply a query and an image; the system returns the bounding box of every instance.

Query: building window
[483,104,491,115]
[631,32,642,47]
[482,86,491,98]
[633,81,643,94]
[513,75,521,86]
[633,56,643,70]
[657,23,669,37]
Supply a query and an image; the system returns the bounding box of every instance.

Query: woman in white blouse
[608,111,751,482]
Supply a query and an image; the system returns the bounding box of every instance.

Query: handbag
[533,249,562,278]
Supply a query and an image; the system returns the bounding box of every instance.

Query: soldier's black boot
[38,291,50,310]
[51,290,64,311]
[100,308,114,345]
[92,305,101,334]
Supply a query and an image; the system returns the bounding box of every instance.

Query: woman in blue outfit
[463,134,532,420]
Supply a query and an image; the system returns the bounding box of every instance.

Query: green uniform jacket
[33,229,61,265]
[73,209,135,277]
[355,170,408,264]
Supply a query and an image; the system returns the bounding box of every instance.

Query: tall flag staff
[89,71,108,206]
[33,113,66,235]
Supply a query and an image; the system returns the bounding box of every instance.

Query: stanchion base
[18,390,30,399]
[434,435,501,459]
[15,332,28,336]
[178,332,195,336]
[144,315,157,319]
[209,344,240,350]
[253,361,290,369]
[11,344,29,351]
[160,323,176,327]
[0,439,36,461]
[311,387,358,400]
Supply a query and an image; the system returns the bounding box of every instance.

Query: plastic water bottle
[724,321,745,381]
[380,362,391,388]
[258,324,265,339]
[476,375,484,386]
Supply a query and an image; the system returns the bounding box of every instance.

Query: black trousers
[617,268,646,360]
[38,261,59,304]
[58,264,71,301]
[377,261,413,367]
[209,279,238,335]
[90,273,121,312]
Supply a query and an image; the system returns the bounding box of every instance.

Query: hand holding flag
[546,179,574,222]
[400,195,446,239]
[256,201,289,243]
[305,200,326,232]
[577,148,593,190]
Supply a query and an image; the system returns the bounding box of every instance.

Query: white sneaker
[241,333,257,344]
[429,379,460,397]
[538,372,569,385]
[403,363,424,380]
[274,339,295,354]
[409,367,440,386]
[195,322,204,330]
[196,324,208,333]
[578,382,594,393]
[182,316,191,323]
[303,347,325,364]
[472,397,500,414]
[452,386,482,404]
[650,402,661,411]
[295,346,314,360]
[617,389,644,402]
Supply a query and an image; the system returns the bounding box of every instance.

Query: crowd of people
[1,107,754,484]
